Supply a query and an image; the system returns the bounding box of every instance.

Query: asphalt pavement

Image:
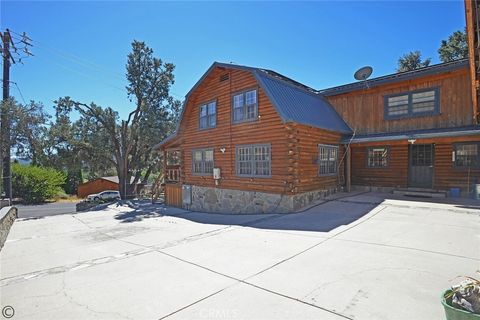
[15,202,78,218]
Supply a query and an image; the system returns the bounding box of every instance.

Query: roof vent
[220,74,229,82]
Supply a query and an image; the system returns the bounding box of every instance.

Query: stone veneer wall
[0,206,17,251]
[188,185,340,214]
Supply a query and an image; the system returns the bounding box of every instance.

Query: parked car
[86,190,120,202]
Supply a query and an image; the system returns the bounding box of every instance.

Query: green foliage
[12,163,66,203]
[439,29,468,63]
[64,169,83,195]
[397,51,431,72]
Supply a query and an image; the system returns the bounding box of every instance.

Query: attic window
[220,74,229,82]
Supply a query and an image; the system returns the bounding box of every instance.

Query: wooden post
[346,145,351,193]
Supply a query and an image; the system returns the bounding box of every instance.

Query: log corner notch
[285,122,299,194]
[465,0,480,124]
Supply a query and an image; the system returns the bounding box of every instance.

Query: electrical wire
[8,29,185,100]
[0,79,27,104]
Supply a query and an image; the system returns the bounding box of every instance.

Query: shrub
[12,163,66,204]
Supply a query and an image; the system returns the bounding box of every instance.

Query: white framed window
[199,101,216,129]
[192,149,214,175]
[454,143,479,168]
[367,147,389,168]
[318,144,338,175]
[236,144,271,177]
[233,89,258,123]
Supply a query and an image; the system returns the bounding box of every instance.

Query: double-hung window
[367,147,389,168]
[192,149,214,175]
[199,101,216,129]
[385,88,439,119]
[233,89,258,123]
[454,143,480,168]
[318,145,338,175]
[236,144,271,177]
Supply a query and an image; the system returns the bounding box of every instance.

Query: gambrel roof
[154,62,352,149]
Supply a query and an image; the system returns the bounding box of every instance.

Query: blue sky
[1,1,466,119]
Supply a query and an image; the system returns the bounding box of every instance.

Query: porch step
[393,188,447,198]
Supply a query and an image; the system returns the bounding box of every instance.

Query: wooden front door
[165,183,183,207]
[408,144,434,188]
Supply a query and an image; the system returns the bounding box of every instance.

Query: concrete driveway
[1,192,479,320]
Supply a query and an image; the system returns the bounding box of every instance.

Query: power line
[8,29,185,100]
[11,81,26,104]
[34,54,126,93]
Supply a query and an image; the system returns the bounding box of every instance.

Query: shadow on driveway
[111,198,378,233]
[108,192,480,233]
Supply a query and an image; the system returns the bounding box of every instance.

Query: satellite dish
[354,66,373,81]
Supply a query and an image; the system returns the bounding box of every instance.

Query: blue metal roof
[254,70,352,134]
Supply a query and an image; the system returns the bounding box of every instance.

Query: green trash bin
[442,290,480,320]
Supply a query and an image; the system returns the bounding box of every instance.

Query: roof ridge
[256,69,321,99]
[320,58,469,95]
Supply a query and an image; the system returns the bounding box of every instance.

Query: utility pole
[1,30,12,203]
[0,29,33,204]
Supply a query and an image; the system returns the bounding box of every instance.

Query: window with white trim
[233,89,257,122]
[385,88,439,119]
[318,145,338,175]
[236,144,271,177]
[192,149,214,175]
[367,147,389,168]
[199,101,216,129]
[454,143,479,168]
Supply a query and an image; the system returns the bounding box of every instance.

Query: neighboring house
[77,176,141,198]
[155,2,480,213]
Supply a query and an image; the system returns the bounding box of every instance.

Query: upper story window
[384,88,439,120]
[236,144,271,177]
[192,149,214,175]
[166,150,181,166]
[318,144,338,176]
[454,143,479,168]
[199,101,216,129]
[233,89,258,123]
[367,147,388,168]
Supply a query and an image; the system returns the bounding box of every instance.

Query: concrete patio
[1,192,479,320]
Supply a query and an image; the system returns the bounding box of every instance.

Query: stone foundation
[188,185,340,214]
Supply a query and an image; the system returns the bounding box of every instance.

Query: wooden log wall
[326,68,473,135]
[294,124,344,193]
[175,67,290,194]
[350,135,480,192]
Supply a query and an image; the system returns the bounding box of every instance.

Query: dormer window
[233,89,258,123]
[384,88,440,120]
[199,101,216,129]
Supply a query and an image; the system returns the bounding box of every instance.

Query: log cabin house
[155,63,352,213]
[155,1,480,213]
